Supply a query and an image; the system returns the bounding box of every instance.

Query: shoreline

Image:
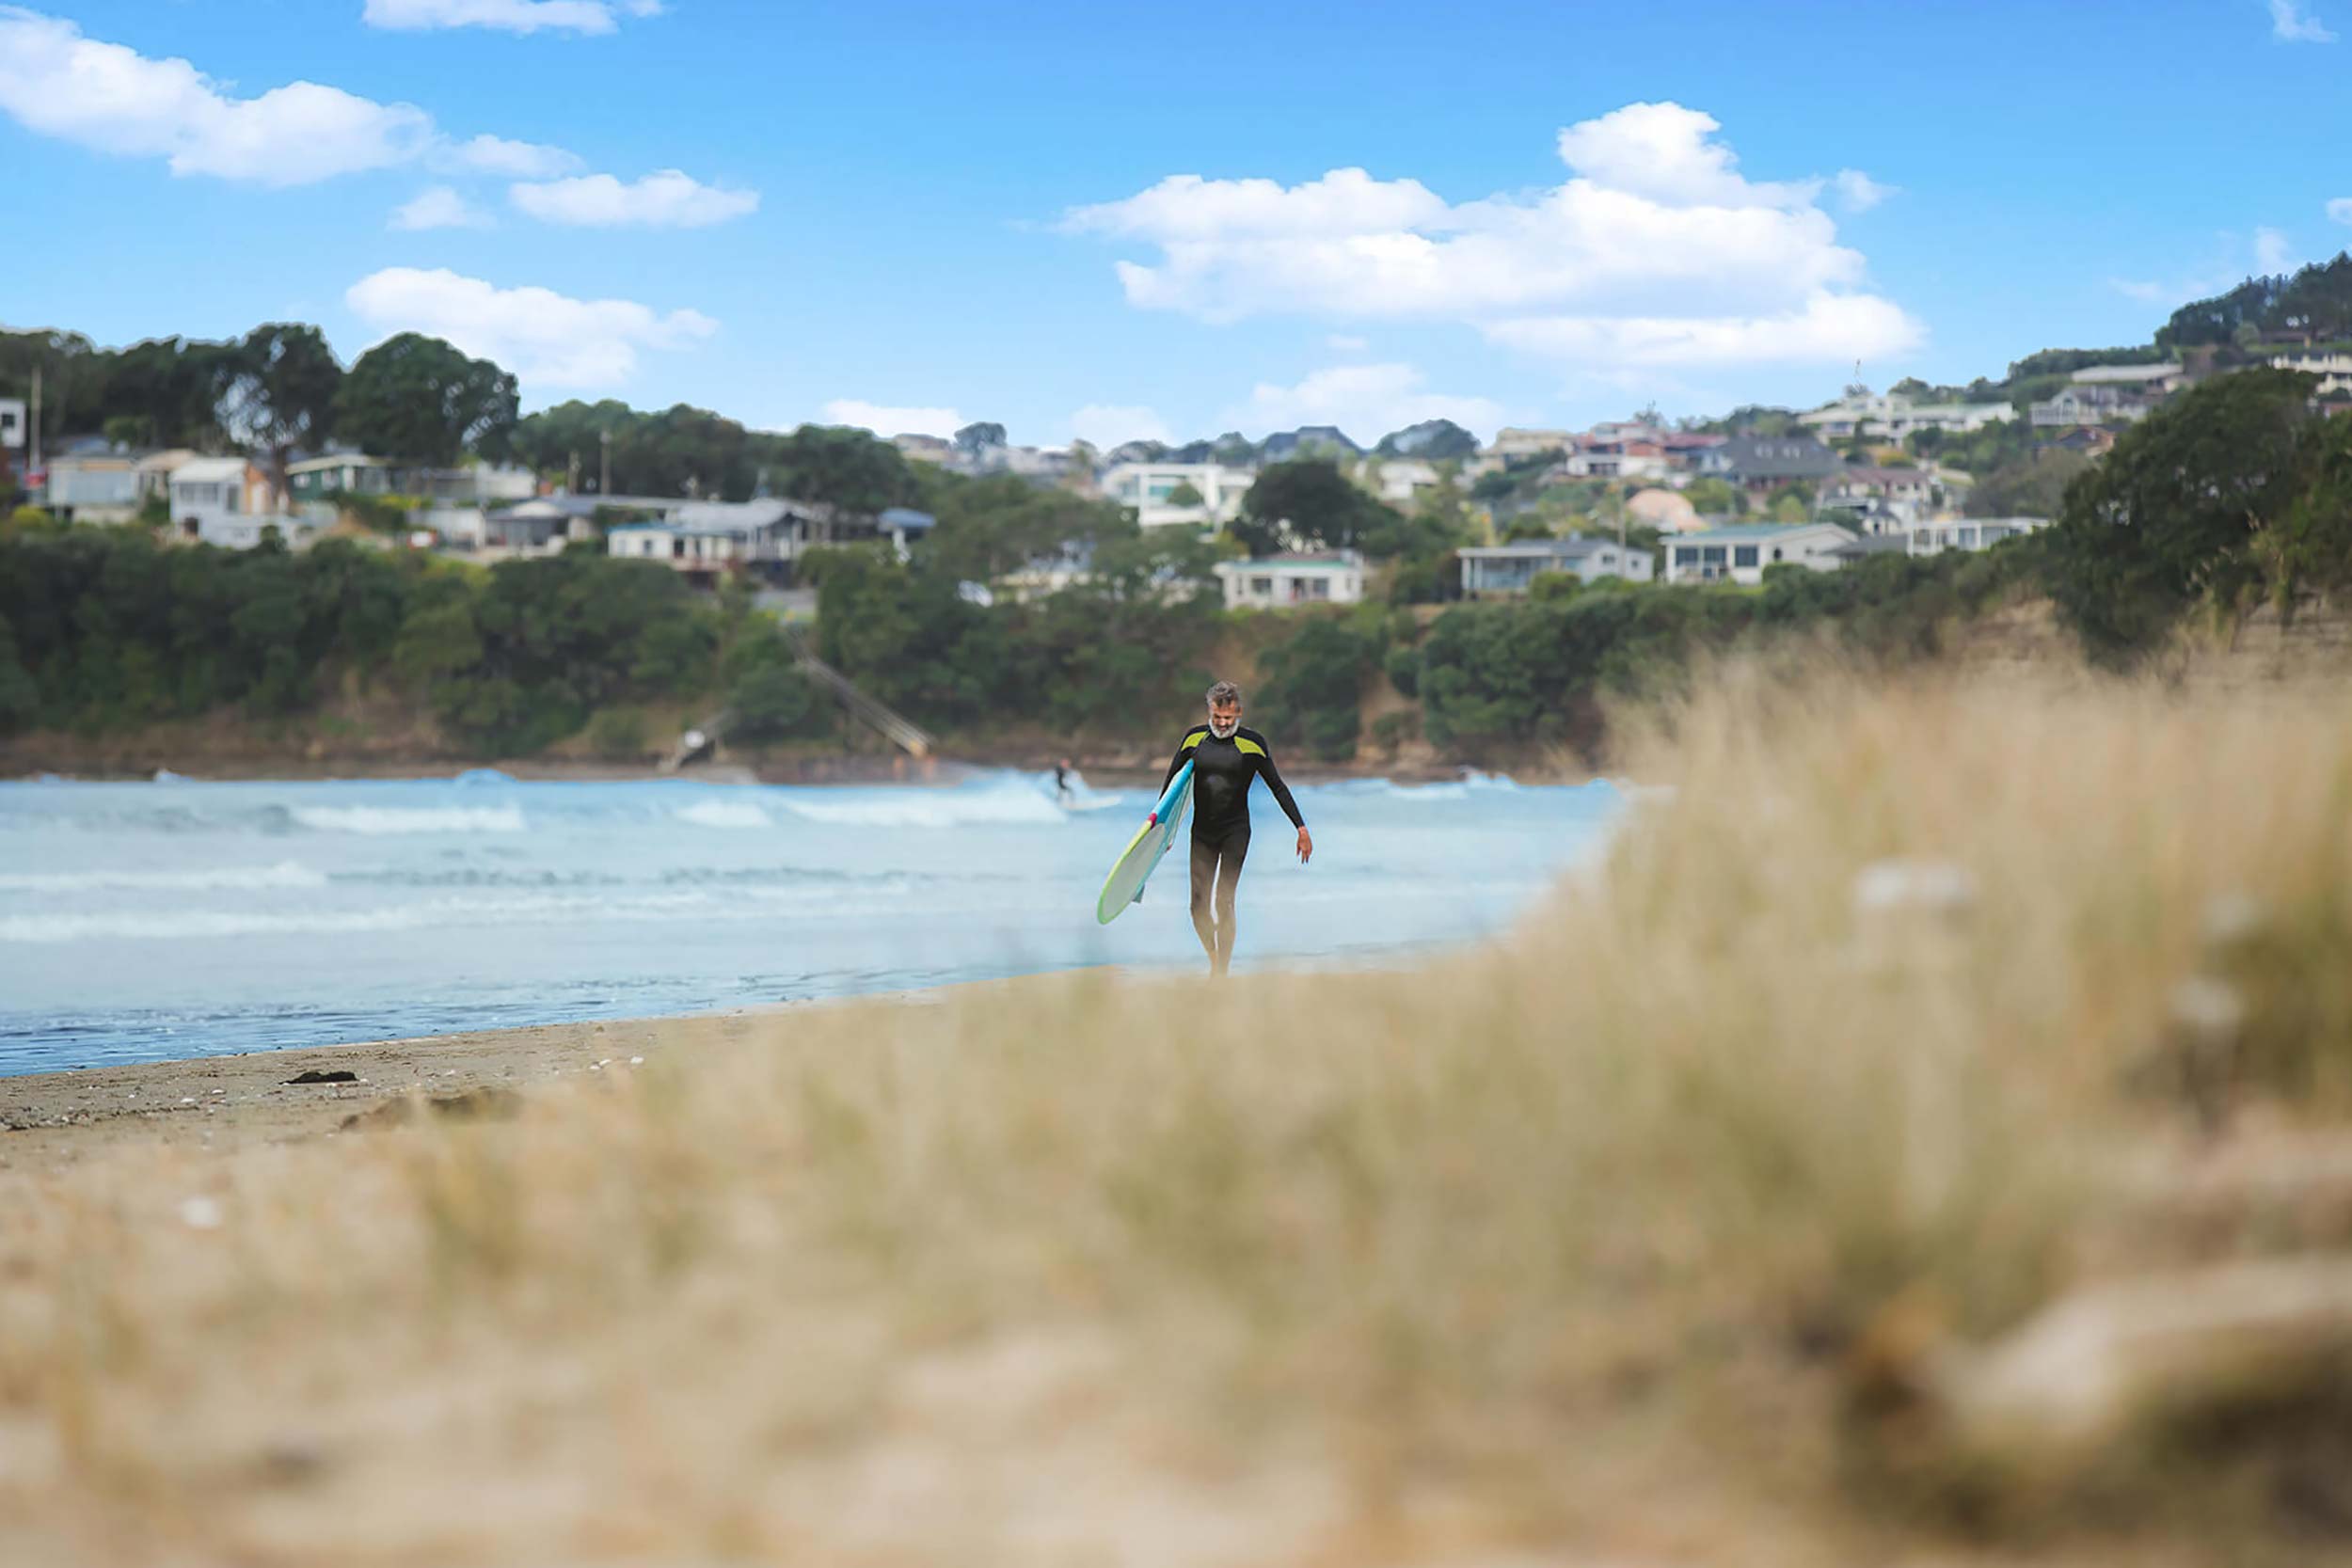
[4,752,1502,787]
[0,972,1110,1169]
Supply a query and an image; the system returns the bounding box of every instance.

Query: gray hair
[1205,680,1242,705]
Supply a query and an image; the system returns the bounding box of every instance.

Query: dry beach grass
[7,664,2352,1564]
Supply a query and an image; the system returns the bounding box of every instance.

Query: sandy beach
[0,974,1083,1169]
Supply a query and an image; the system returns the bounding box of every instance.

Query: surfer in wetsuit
[1161,680,1311,976]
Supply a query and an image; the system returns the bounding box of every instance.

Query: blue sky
[4,0,2349,448]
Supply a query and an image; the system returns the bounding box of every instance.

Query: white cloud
[510,169,759,228]
[2255,225,2294,272]
[440,133,581,178]
[2271,0,2337,40]
[2111,227,2306,306]
[2330,198,2352,225]
[0,7,432,185]
[1483,292,1921,371]
[345,267,715,388]
[391,186,493,230]
[1832,168,1895,212]
[1063,102,1914,378]
[1070,404,1172,448]
[1232,363,1505,445]
[1326,334,1369,352]
[820,402,964,439]
[362,0,661,36]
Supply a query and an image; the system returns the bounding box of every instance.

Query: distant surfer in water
[1161,680,1311,976]
[1055,757,1073,804]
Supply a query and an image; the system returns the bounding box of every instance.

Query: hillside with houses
[5,254,2352,774]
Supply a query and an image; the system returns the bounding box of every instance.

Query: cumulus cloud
[1482,293,1920,371]
[1063,102,1915,374]
[510,169,760,228]
[362,0,662,36]
[820,402,964,439]
[2330,198,2352,225]
[439,133,581,178]
[345,267,714,388]
[1232,364,1505,445]
[1069,404,1172,448]
[1832,169,1895,212]
[391,186,493,230]
[2271,0,2337,41]
[0,6,432,185]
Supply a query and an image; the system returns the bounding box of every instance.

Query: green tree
[336,334,518,467]
[1235,458,1399,555]
[1163,480,1206,510]
[1254,615,1381,762]
[952,421,1006,456]
[1965,449,2089,518]
[2043,368,2319,659]
[215,324,342,510]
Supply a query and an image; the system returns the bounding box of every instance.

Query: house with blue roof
[1660,522,1857,586]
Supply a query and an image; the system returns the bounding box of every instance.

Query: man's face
[1208,697,1241,736]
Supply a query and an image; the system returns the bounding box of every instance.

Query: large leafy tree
[1234,458,1401,555]
[215,324,342,507]
[336,334,518,467]
[2042,368,2319,659]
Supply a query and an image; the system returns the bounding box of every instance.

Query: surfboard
[1096,760,1193,925]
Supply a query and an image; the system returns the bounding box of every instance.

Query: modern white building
[2271,351,2352,397]
[0,399,24,452]
[1099,461,1255,529]
[1820,466,1947,525]
[1212,551,1366,610]
[1661,523,1857,585]
[1799,393,2011,441]
[1458,537,1654,595]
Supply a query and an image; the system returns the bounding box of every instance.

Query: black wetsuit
[1162,724,1306,856]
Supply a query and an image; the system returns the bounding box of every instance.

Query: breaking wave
[0,861,329,893]
[290,805,528,835]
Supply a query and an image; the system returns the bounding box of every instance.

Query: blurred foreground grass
[7,662,2352,1565]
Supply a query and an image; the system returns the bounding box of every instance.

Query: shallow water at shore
[0,768,1621,1075]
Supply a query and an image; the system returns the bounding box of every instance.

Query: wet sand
[0,973,1099,1171]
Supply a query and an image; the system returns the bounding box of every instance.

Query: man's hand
[1296,827,1313,865]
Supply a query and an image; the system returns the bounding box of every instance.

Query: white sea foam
[291,805,527,835]
[774,782,1065,829]
[675,800,772,830]
[0,861,328,894]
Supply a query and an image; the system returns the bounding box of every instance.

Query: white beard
[1209,717,1239,738]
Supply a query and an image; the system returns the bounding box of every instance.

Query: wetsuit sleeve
[1255,744,1306,830]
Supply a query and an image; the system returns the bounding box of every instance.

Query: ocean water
[0,768,1624,1077]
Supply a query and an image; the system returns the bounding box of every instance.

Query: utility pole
[28,363,41,476]
[598,429,611,498]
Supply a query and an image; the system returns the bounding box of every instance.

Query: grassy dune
[7,664,2352,1565]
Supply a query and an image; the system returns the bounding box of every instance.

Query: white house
[1212,551,1366,610]
[40,451,143,523]
[0,399,25,452]
[170,457,289,546]
[607,499,818,577]
[1373,459,1442,505]
[1488,427,1575,459]
[1660,523,1857,585]
[2271,351,2352,397]
[1099,461,1255,529]
[1799,392,2010,441]
[1908,516,2049,557]
[1820,466,1945,525]
[1458,537,1654,595]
